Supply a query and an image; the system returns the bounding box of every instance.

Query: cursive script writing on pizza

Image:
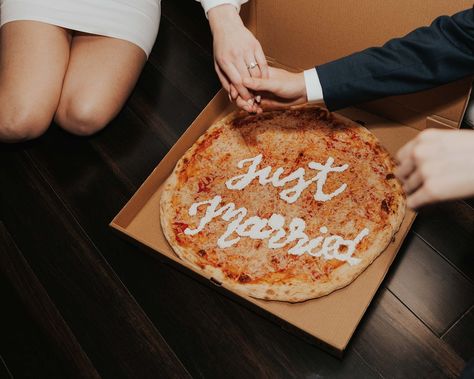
[160,107,405,302]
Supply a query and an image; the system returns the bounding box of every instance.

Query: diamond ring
[247,61,258,70]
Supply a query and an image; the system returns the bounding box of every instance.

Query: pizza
[160,107,405,302]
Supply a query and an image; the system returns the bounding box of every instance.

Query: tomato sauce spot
[238,273,252,283]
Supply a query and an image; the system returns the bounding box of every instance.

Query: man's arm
[317,8,474,110]
[244,8,474,113]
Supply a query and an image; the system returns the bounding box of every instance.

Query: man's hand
[208,4,268,112]
[395,129,474,209]
[243,67,309,110]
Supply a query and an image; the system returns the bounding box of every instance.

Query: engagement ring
[247,61,258,70]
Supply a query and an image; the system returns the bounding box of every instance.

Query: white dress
[0,0,161,57]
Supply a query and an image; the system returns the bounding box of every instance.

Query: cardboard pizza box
[111,0,473,357]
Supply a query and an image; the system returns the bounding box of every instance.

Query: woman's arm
[198,0,267,112]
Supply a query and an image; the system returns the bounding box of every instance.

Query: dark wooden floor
[1,1,473,378]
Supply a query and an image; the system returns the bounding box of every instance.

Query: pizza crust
[161,107,406,303]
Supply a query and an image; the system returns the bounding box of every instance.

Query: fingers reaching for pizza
[395,129,474,209]
[208,4,268,113]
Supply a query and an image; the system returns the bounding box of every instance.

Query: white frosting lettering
[184,196,368,266]
[226,154,349,204]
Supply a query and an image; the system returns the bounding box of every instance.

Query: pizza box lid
[111,1,470,356]
[111,90,419,356]
[241,0,473,130]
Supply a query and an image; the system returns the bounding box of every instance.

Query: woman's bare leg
[55,33,147,136]
[0,21,71,142]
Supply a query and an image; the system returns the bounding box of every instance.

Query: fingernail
[244,105,251,112]
[256,95,261,103]
[247,99,254,105]
[228,93,232,101]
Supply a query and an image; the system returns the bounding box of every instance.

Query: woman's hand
[395,128,474,209]
[208,4,268,112]
[243,67,309,110]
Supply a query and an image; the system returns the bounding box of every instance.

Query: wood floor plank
[20,112,382,378]
[413,201,474,282]
[0,223,100,379]
[386,232,474,335]
[161,0,213,56]
[149,18,220,110]
[128,62,201,148]
[0,273,77,379]
[90,107,169,192]
[464,197,474,210]
[0,355,12,379]
[353,289,465,379]
[0,149,190,379]
[443,307,474,362]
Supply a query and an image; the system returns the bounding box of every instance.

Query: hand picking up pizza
[161,107,405,302]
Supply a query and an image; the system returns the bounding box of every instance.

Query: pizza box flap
[111,90,418,355]
[240,0,473,130]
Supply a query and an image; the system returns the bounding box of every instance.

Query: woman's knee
[55,97,112,137]
[0,105,51,143]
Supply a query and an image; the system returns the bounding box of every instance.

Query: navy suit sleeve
[316,8,474,111]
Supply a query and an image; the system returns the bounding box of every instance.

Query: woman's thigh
[0,20,71,142]
[55,33,147,136]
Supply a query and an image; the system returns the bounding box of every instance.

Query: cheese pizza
[160,107,405,302]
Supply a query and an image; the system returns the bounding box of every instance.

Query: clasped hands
[209,5,474,209]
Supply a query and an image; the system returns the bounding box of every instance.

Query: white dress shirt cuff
[199,0,245,16]
[304,68,324,103]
